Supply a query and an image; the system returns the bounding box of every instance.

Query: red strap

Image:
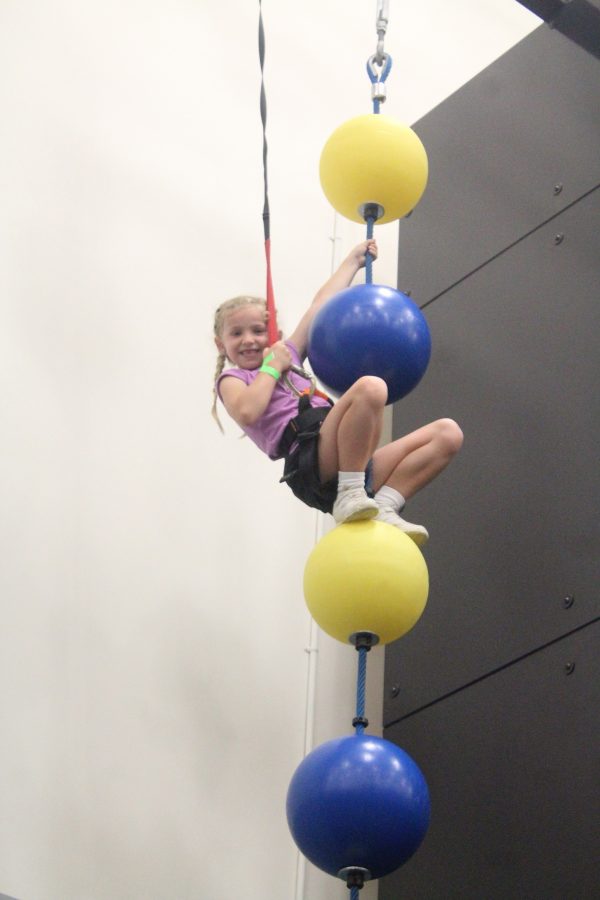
[264,238,279,345]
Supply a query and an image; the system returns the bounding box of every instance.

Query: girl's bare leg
[317,377,387,523]
[370,419,463,544]
[318,376,387,482]
[315,376,463,532]
[371,418,464,498]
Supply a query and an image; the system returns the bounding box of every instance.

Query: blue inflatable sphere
[307,283,431,403]
[286,734,430,880]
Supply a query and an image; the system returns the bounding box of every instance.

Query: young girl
[212,240,463,545]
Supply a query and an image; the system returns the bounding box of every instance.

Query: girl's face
[215,305,269,369]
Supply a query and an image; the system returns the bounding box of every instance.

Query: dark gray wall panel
[398,24,600,304]
[385,188,600,723]
[516,0,600,62]
[381,620,600,900]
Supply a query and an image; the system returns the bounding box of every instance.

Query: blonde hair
[211,295,268,432]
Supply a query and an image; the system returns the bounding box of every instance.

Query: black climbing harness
[278,375,335,514]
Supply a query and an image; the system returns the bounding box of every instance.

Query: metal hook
[375,0,390,63]
[376,0,390,35]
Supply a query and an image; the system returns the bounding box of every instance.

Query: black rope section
[258,0,278,345]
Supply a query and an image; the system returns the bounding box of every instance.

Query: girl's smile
[216,306,269,369]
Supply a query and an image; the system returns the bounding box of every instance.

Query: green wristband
[259,363,281,380]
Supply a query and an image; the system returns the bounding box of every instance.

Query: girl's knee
[350,375,388,405]
[435,418,464,455]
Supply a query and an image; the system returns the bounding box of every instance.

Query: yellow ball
[303,521,429,645]
[319,114,428,224]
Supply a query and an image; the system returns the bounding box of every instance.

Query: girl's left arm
[287,239,377,360]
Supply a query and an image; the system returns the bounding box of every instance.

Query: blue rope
[350,888,360,900]
[355,646,367,735]
[364,54,392,270]
[365,217,375,284]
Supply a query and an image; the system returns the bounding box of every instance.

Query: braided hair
[211,296,268,432]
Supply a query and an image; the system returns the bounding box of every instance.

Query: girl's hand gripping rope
[260,341,292,379]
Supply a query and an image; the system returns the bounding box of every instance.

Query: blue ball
[307,283,431,403]
[286,734,430,880]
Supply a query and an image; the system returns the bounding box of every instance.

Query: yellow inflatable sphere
[303,521,429,645]
[319,114,428,224]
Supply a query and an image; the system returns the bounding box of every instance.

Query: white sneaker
[375,507,429,546]
[332,489,379,524]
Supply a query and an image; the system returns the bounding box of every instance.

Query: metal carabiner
[375,0,390,65]
[284,365,317,399]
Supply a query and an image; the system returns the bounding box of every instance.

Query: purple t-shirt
[216,342,330,459]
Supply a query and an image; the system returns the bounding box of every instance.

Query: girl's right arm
[218,341,292,427]
[287,240,377,360]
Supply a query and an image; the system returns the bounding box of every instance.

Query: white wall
[0,2,538,899]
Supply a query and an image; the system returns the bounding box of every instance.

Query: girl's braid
[211,350,227,433]
[211,296,268,433]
